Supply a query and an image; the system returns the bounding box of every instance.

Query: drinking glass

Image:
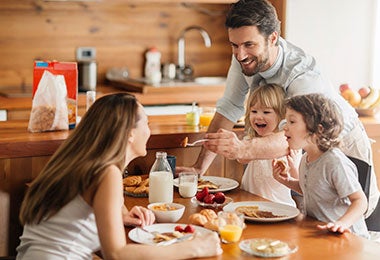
[178,172,198,198]
[217,211,245,243]
[199,107,215,128]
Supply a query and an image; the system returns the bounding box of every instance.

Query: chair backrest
[347,156,380,231]
[347,156,371,201]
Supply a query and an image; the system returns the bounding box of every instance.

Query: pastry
[274,159,288,177]
[124,186,136,193]
[140,178,149,187]
[203,218,219,231]
[123,176,142,186]
[250,239,290,255]
[188,213,208,226]
[236,206,284,218]
[236,206,259,217]
[180,137,189,147]
[199,209,217,221]
[198,178,219,189]
[133,185,147,194]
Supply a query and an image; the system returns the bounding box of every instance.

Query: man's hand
[204,128,244,160]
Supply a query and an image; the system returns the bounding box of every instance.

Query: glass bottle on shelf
[148,151,173,203]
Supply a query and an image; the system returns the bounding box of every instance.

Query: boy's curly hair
[285,93,343,152]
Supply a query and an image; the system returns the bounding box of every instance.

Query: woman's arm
[92,165,222,260]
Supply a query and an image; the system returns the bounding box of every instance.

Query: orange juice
[199,113,214,127]
[219,224,243,243]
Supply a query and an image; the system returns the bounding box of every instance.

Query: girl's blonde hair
[245,84,286,138]
[20,93,140,225]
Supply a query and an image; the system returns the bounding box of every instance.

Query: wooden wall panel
[0,0,286,94]
[0,1,232,91]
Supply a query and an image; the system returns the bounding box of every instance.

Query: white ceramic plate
[239,238,298,258]
[128,223,212,245]
[191,196,233,208]
[223,201,300,222]
[173,176,239,193]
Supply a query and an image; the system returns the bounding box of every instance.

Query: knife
[156,234,194,246]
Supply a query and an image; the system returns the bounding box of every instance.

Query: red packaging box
[33,61,78,129]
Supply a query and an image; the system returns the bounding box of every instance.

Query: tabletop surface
[124,187,380,260]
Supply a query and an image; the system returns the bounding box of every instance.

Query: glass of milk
[178,172,198,198]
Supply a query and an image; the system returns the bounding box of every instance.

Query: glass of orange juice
[199,107,215,128]
[217,211,245,243]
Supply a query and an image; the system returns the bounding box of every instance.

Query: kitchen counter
[0,83,226,121]
[0,115,242,159]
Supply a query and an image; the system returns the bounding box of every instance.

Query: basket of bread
[339,84,380,117]
[123,175,149,197]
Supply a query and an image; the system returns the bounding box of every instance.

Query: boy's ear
[318,124,324,133]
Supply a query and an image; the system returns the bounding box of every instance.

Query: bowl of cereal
[147,202,185,223]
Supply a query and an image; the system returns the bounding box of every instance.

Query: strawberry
[203,193,215,204]
[184,224,195,233]
[213,192,226,204]
[196,187,209,202]
[174,225,184,232]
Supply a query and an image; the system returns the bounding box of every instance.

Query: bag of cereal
[28,70,68,132]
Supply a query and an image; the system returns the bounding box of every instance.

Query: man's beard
[240,44,270,76]
[241,57,268,76]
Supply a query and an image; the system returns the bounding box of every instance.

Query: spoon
[181,137,209,147]
[185,139,209,146]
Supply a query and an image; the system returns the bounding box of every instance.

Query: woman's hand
[122,205,155,227]
[317,221,351,234]
[185,231,223,257]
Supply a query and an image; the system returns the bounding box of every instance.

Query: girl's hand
[317,221,351,234]
[122,205,155,227]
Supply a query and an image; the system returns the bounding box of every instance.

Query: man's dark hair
[225,0,281,39]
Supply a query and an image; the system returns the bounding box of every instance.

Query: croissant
[188,213,207,226]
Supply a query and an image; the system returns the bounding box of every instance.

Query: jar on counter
[148,151,173,203]
[144,47,162,85]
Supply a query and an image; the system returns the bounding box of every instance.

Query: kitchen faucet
[177,26,211,80]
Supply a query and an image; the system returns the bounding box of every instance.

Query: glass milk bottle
[148,151,173,203]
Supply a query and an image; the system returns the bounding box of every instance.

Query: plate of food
[223,201,300,222]
[123,175,149,198]
[173,176,239,193]
[191,196,233,208]
[128,223,211,245]
[239,238,298,258]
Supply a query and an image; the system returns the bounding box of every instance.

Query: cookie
[133,185,147,194]
[123,176,142,187]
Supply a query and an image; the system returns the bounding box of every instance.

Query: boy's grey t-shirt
[299,148,369,239]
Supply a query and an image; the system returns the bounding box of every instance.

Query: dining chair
[347,156,380,231]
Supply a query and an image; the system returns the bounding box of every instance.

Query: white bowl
[147,202,185,223]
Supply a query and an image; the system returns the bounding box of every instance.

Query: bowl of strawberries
[191,187,233,208]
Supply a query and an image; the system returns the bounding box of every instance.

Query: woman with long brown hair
[17,93,222,259]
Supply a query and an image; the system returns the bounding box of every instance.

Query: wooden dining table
[124,187,380,260]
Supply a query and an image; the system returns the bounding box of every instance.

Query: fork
[185,139,209,147]
[157,234,194,246]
